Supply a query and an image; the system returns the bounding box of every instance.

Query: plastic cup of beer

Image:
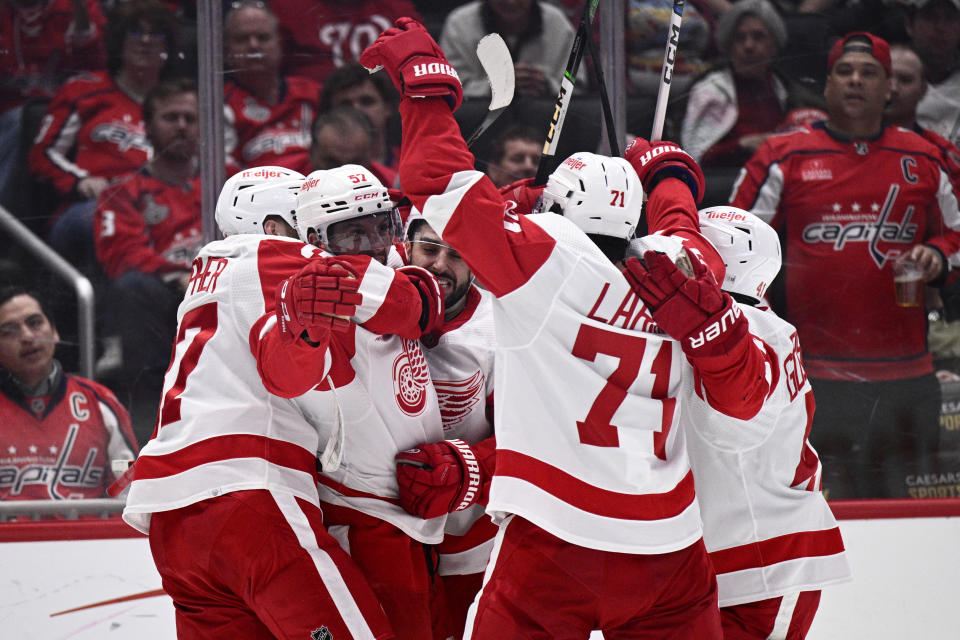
[894,257,925,307]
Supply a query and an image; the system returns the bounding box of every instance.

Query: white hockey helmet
[538,152,644,240]
[296,165,400,254]
[698,206,782,301]
[215,166,305,236]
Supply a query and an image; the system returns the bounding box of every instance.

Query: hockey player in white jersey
[121,167,397,639]
[291,167,452,640]
[397,212,497,638]
[359,18,774,639]
[680,207,852,639]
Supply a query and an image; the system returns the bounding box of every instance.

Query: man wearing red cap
[731,31,960,499]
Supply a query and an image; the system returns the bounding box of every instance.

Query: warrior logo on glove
[448,439,482,511]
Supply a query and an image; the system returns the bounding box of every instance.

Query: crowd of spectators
[3,0,960,508]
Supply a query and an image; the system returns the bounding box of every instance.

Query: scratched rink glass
[893,257,925,308]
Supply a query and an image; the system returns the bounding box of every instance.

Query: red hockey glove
[359,17,463,111]
[276,260,362,344]
[396,264,445,334]
[396,438,492,519]
[498,177,545,215]
[624,137,705,204]
[623,250,747,358]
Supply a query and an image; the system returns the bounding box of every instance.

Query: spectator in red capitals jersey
[0,0,107,202]
[684,207,852,640]
[93,78,202,444]
[0,287,137,503]
[28,0,179,281]
[730,32,960,499]
[0,0,107,113]
[222,0,322,171]
[361,18,773,638]
[270,0,422,84]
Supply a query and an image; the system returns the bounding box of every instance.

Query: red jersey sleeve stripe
[709,526,846,574]
[132,434,317,482]
[496,449,695,521]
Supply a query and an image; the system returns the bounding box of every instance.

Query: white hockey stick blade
[476,33,515,110]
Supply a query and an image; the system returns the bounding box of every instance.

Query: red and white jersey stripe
[123,234,437,534]
[682,305,852,606]
[28,71,150,197]
[123,235,329,533]
[299,323,446,544]
[422,285,497,573]
[397,99,774,554]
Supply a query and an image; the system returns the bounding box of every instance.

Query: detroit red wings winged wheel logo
[393,339,431,416]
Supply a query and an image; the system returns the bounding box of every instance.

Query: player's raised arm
[360,18,557,298]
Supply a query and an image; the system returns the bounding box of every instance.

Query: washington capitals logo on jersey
[244,131,310,161]
[434,370,485,430]
[90,122,150,153]
[0,424,102,499]
[310,626,333,640]
[801,184,917,268]
[393,339,431,416]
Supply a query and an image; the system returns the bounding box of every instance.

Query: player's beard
[440,272,471,314]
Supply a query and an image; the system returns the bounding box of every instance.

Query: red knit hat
[827,32,891,76]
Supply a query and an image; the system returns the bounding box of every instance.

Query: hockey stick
[533,0,601,185]
[582,11,619,157]
[651,0,686,141]
[465,33,515,148]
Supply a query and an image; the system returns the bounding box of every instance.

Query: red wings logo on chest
[393,338,431,416]
[434,370,485,431]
